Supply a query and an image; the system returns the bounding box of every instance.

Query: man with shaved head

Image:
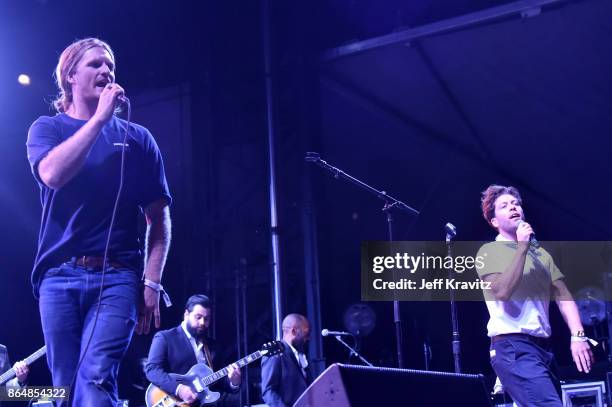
[261,314,311,407]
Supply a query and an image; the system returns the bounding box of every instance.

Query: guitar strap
[202,341,214,370]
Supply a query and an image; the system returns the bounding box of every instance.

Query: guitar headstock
[260,340,284,357]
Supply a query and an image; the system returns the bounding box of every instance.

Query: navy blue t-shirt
[26,113,172,297]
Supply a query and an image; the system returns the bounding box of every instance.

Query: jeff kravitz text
[372,278,491,290]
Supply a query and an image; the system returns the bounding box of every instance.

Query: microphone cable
[67,95,132,405]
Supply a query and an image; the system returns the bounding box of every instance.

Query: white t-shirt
[477,236,564,338]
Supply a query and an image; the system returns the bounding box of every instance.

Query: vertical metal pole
[447,237,462,373]
[234,269,244,406]
[241,268,251,406]
[605,271,612,362]
[386,209,404,368]
[262,0,283,340]
[303,168,325,376]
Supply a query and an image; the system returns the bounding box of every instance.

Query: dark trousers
[39,262,139,406]
[490,335,562,407]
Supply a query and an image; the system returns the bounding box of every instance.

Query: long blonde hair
[53,38,115,113]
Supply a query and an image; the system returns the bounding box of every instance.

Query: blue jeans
[490,335,562,407]
[39,262,140,406]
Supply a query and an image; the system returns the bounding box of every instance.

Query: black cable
[67,97,132,406]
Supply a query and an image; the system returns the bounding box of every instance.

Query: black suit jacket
[145,326,235,396]
[0,345,14,407]
[0,345,10,377]
[261,340,311,407]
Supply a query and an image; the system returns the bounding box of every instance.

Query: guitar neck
[0,346,46,384]
[202,350,264,387]
[23,346,46,366]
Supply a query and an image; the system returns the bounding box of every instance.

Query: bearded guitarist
[145,295,241,405]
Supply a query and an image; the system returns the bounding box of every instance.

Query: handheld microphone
[321,329,353,337]
[517,220,539,248]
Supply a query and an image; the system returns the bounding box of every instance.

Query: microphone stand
[331,334,374,367]
[306,152,420,368]
[445,223,461,373]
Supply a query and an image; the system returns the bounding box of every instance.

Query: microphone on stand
[304,152,321,162]
[322,329,374,366]
[445,222,457,242]
[321,329,353,337]
[445,221,462,372]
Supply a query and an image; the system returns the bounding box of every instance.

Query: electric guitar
[0,345,46,385]
[145,340,284,407]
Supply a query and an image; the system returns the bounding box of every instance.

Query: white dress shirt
[286,342,308,378]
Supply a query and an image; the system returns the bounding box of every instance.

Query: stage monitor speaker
[294,363,492,407]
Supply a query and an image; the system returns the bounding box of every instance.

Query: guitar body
[145,363,220,407]
[145,385,190,407]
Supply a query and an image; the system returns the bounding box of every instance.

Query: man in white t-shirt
[477,185,594,406]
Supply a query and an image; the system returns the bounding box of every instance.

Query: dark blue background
[1,0,611,404]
